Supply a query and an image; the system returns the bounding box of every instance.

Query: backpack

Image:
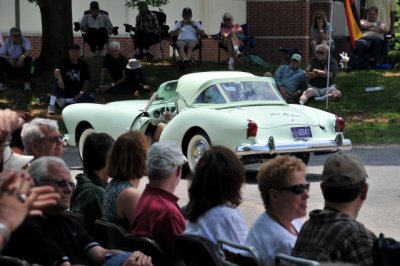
[373,233,400,266]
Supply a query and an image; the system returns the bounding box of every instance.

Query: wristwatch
[111,83,115,87]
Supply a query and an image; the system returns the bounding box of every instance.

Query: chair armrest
[211,33,221,40]
[112,26,119,36]
[123,23,134,33]
[74,22,81,32]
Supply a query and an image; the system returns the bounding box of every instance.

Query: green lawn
[0,57,399,144]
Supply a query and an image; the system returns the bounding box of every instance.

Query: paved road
[64,145,400,239]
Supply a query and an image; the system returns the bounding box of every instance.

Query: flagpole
[325,0,334,109]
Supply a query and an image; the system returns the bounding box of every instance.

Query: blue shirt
[274,64,306,93]
[0,36,31,60]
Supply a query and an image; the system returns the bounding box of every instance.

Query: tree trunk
[36,0,73,72]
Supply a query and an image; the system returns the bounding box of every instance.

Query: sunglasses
[315,16,322,20]
[36,135,63,144]
[13,34,22,38]
[316,51,325,55]
[224,18,232,22]
[42,179,75,190]
[278,183,310,195]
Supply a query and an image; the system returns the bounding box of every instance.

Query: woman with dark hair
[245,155,309,266]
[102,131,149,230]
[184,146,248,244]
[310,10,335,56]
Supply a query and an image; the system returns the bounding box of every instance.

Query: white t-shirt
[184,204,249,245]
[245,212,303,266]
[172,20,203,41]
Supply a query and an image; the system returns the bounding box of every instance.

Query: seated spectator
[47,43,91,115]
[130,140,187,266]
[363,0,397,36]
[292,153,377,265]
[20,117,63,158]
[355,6,387,68]
[274,54,307,102]
[310,10,335,56]
[134,1,161,60]
[70,132,114,232]
[3,156,152,266]
[185,146,248,245]
[220,12,245,70]
[0,27,33,92]
[123,59,150,96]
[299,43,341,105]
[80,1,114,56]
[245,155,308,266]
[98,41,129,93]
[0,170,59,251]
[102,131,149,231]
[170,7,205,70]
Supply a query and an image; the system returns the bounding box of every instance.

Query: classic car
[62,71,352,172]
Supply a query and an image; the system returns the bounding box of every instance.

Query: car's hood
[105,100,148,111]
[220,105,325,128]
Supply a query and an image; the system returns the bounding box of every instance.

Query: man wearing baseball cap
[292,152,377,265]
[274,53,307,103]
[130,140,187,265]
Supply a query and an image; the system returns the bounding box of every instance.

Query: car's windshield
[156,81,178,101]
[220,81,281,102]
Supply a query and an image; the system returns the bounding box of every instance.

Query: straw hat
[126,59,142,70]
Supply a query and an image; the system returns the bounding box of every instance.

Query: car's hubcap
[191,140,209,164]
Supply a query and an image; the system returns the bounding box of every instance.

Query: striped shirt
[292,209,377,266]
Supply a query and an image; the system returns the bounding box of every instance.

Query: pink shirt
[220,24,242,36]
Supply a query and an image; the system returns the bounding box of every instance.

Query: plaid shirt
[135,11,160,34]
[292,209,377,266]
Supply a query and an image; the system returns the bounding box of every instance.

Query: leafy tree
[27,0,73,72]
[126,0,169,10]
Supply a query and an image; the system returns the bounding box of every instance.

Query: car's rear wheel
[78,127,94,160]
[186,131,211,173]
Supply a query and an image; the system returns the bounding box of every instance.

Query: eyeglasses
[315,16,322,20]
[13,34,21,38]
[316,51,325,55]
[278,183,310,195]
[42,179,75,190]
[36,135,63,144]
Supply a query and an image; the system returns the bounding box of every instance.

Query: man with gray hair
[292,152,377,265]
[98,41,128,93]
[0,27,33,92]
[20,117,63,158]
[130,140,187,266]
[299,43,341,105]
[3,156,152,266]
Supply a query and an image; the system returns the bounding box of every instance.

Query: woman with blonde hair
[246,155,309,266]
[220,12,245,70]
[102,131,149,230]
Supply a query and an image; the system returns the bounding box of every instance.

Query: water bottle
[30,59,36,75]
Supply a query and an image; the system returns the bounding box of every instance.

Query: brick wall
[18,1,352,65]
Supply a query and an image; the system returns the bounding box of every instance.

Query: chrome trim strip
[236,139,352,156]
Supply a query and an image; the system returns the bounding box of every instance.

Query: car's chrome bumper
[236,134,352,156]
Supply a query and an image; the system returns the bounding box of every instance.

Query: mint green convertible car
[62,71,351,172]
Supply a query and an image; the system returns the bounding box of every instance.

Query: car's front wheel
[186,131,211,173]
[78,127,94,160]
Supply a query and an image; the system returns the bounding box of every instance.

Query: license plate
[291,127,312,138]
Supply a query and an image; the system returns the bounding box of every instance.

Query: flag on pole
[336,0,363,49]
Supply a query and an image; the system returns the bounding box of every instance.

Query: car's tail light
[335,116,345,132]
[247,119,258,138]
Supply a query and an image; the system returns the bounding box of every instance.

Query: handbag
[373,233,400,266]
